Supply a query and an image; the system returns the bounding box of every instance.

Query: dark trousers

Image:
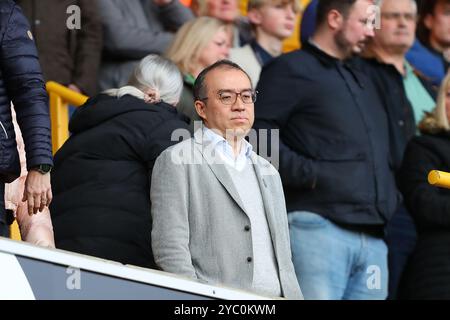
[385,205,417,299]
[0,221,9,237]
[0,183,9,237]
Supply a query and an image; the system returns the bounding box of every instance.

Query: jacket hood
[418,112,448,135]
[69,94,185,134]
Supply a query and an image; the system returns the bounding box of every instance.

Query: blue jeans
[288,211,388,300]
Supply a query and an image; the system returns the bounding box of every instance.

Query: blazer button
[247,257,253,263]
[244,225,251,231]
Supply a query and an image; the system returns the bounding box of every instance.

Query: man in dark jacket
[362,0,436,299]
[254,0,399,299]
[0,1,54,237]
[16,0,103,96]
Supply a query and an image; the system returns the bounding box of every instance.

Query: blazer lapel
[194,131,249,216]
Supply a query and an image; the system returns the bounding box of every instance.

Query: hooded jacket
[50,93,189,268]
[398,114,450,299]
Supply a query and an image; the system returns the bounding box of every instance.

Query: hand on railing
[67,84,81,94]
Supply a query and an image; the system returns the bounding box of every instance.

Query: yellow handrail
[428,170,450,189]
[10,221,21,241]
[46,81,88,154]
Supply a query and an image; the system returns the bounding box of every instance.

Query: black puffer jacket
[0,0,53,182]
[50,94,189,269]
[399,125,450,299]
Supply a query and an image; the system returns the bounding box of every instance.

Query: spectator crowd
[2,0,450,300]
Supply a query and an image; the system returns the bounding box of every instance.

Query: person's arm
[0,4,53,215]
[254,58,317,189]
[399,138,450,228]
[150,148,198,279]
[154,0,194,31]
[98,0,183,58]
[72,0,103,96]
[16,205,55,248]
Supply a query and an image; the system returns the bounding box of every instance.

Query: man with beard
[254,0,399,299]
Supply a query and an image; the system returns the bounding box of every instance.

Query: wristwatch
[32,164,53,174]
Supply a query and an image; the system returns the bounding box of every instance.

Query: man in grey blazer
[150,60,303,299]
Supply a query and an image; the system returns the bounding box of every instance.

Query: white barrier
[0,237,269,300]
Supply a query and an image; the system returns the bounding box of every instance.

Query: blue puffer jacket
[406,39,447,87]
[0,0,52,182]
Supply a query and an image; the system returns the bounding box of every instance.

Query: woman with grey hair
[50,54,189,269]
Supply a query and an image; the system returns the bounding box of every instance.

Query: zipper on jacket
[0,120,8,139]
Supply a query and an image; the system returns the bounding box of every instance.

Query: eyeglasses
[200,89,258,105]
[381,12,417,22]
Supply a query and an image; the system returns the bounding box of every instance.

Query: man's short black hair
[417,0,450,45]
[193,60,252,101]
[316,0,358,27]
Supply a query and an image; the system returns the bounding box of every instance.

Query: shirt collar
[202,126,253,163]
[305,39,342,68]
[404,61,415,78]
[184,73,196,86]
[250,39,274,66]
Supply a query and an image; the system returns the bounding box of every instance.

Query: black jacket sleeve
[254,57,317,189]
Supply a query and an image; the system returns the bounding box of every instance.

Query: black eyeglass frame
[198,89,258,105]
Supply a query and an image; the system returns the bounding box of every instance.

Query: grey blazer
[150,131,303,299]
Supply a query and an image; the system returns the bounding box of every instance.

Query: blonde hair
[104,54,183,106]
[418,72,450,133]
[165,17,228,75]
[248,0,301,14]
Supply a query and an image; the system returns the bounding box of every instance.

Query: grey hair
[373,0,417,11]
[104,54,183,106]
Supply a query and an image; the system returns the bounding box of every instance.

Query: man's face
[206,0,239,23]
[335,0,375,56]
[373,0,416,54]
[249,2,297,40]
[195,68,254,139]
[426,1,450,50]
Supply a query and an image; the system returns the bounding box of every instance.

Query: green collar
[184,74,196,85]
